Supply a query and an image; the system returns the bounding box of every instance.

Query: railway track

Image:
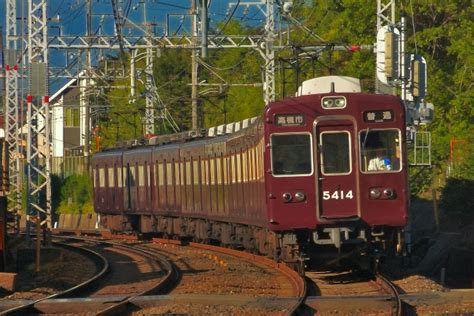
[0,240,108,315]
[0,235,178,315]
[295,267,406,315]
[1,232,305,314]
[5,231,474,314]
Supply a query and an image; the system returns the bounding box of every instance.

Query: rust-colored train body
[92,76,408,269]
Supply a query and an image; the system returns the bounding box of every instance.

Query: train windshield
[319,131,351,175]
[360,129,401,172]
[271,133,312,176]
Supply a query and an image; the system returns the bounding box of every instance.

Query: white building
[50,75,91,158]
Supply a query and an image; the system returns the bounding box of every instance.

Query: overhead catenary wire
[212,0,241,39]
[409,0,418,54]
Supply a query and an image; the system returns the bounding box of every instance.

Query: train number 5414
[322,190,354,200]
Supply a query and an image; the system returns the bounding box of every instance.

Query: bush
[57,174,93,214]
[439,177,474,224]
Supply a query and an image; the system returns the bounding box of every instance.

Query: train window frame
[319,131,352,176]
[359,128,402,174]
[270,132,314,177]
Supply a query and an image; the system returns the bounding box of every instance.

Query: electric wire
[212,0,241,39]
[409,0,418,54]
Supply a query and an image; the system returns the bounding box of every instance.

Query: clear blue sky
[1,0,267,93]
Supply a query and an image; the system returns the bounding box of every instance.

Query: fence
[17,156,90,181]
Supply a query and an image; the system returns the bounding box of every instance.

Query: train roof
[296,76,361,96]
[98,116,260,153]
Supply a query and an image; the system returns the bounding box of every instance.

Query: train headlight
[294,191,306,202]
[383,188,395,199]
[322,96,346,109]
[322,98,334,107]
[369,188,381,199]
[282,192,292,202]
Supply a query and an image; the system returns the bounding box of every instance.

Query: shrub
[57,174,93,214]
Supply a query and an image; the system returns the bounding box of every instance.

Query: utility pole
[263,0,276,104]
[27,0,51,247]
[200,0,208,59]
[144,1,155,136]
[191,0,199,129]
[84,0,92,167]
[5,0,21,234]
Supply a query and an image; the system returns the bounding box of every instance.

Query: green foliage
[57,174,93,214]
[406,1,473,165]
[439,178,474,223]
[409,167,433,198]
[154,49,192,131]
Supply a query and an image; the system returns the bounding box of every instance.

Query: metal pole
[130,50,136,98]
[35,216,40,272]
[400,13,407,103]
[5,0,21,235]
[191,0,199,129]
[84,0,92,166]
[144,2,155,136]
[201,0,208,58]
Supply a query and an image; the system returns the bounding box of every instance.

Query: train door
[315,118,359,220]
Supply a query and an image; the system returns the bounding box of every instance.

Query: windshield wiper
[362,128,370,150]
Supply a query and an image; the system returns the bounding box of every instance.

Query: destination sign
[274,114,305,126]
[363,110,394,123]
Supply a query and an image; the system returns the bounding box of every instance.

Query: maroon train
[92,76,408,271]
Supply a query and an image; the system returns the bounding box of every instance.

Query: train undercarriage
[99,213,403,274]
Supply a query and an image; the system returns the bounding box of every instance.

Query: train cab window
[271,133,312,176]
[319,131,351,175]
[360,129,401,173]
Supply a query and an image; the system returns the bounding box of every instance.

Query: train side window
[130,164,136,186]
[93,168,97,188]
[360,129,402,173]
[108,167,115,188]
[271,133,312,176]
[99,167,106,188]
[138,164,145,187]
[319,131,351,175]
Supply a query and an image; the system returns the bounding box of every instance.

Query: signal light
[350,45,361,52]
[384,32,395,78]
[412,60,421,97]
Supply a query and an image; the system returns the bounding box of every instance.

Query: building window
[65,108,80,127]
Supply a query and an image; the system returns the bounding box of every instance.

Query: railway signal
[376,26,401,85]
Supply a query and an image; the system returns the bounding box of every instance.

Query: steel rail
[1,239,109,316]
[46,235,180,316]
[95,241,180,316]
[151,238,307,314]
[375,273,403,316]
[2,234,179,316]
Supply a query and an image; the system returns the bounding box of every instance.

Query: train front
[263,76,408,266]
